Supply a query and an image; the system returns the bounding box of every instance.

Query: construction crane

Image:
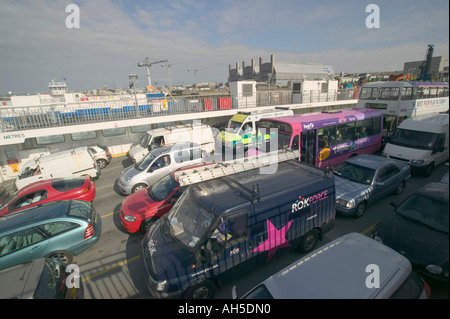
[417,44,434,82]
[138,57,168,87]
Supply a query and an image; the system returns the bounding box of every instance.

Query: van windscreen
[390,129,439,150]
[167,189,217,249]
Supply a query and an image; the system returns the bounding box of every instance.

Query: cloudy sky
[0,0,448,95]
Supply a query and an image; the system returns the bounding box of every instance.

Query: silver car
[88,144,112,169]
[333,154,411,217]
[117,142,203,195]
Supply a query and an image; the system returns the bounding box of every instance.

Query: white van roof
[23,146,91,166]
[254,232,411,299]
[398,114,449,133]
[145,123,210,135]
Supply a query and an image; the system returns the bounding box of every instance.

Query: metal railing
[1,89,359,132]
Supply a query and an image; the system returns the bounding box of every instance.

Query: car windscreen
[135,152,156,171]
[52,177,85,192]
[148,174,179,202]
[67,200,92,220]
[396,194,449,233]
[333,161,376,185]
[242,284,274,299]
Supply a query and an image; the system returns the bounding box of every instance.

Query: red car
[0,176,96,216]
[120,172,185,233]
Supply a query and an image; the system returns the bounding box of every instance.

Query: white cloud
[0,0,448,94]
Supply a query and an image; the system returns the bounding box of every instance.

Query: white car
[89,144,112,169]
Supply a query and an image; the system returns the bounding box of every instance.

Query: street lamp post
[129,74,139,117]
[267,73,272,105]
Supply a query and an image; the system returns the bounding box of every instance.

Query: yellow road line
[82,255,141,282]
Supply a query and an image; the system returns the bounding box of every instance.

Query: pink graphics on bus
[255,108,384,169]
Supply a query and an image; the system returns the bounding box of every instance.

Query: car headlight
[426,264,443,275]
[336,198,355,208]
[123,215,136,222]
[411,160,424,165]
[156,280,167,292]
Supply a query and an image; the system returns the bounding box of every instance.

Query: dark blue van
[141,158,335,299]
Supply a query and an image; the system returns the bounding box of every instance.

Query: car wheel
[393,180,406,195]
[132,183,147,193]
[140,217,158,233]
[423,163,434,177]
[298,229,319,253]
[182,280,217,299]
[354,202,366,218]
[96,159,108,169]
[47,251,73,264]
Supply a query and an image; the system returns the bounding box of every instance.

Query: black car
[371,182,449,282]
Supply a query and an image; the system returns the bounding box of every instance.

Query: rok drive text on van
[382,114,449,177]
[141,150,336,299]
[128,123,215,163]
[14,147,100,190]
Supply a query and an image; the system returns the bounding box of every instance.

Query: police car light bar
[174,149,300,186]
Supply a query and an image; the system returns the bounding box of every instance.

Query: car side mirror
[231,286,238,299]
[374,181,384,187]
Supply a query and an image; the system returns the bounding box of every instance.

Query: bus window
[360,88,372,99]
[370,88,379,99]
[379,87,400,100]
[337,122,356,143]
[300,130,316,165]
[320,125,337,146]
[401,87,413,100]
[429,87,437,98]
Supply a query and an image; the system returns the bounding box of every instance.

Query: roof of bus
[361,81,449,88]
[261,108,382,127]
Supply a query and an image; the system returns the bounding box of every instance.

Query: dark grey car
[334,154,411,217]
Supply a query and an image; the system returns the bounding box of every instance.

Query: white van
[233,233,430,299]
[14,147,99,190]
[128,123,215,163]
[382,114,449,177]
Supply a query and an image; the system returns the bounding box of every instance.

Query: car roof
[0,258,45,299]
[0,201,70,233]
[345,154,395,169]
[415,182,449,203]
[150,142,201,157]
[191,160,332,214]
[255,232,412,299]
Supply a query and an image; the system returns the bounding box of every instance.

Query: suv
[118,142,203,194]
[0,200,101,270]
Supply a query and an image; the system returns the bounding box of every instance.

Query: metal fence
[1,89,359,132]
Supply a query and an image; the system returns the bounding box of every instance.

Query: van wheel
[132,183,147,193]
[354,202,366,218]
[96,159,108,169]
[46,251,73,264]
[182,280,217,299]
[423,163,434,177]
[140,217,158,233]
[298,230,319,253]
